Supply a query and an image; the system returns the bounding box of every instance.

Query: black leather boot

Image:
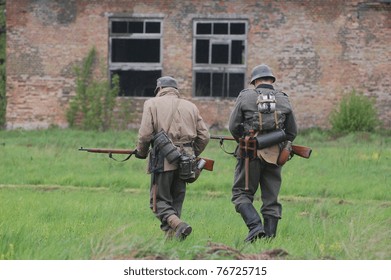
[263,215,279,238]
[237,203,265,242]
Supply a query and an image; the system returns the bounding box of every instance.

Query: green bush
[330,89,380,133]
[66,48,120,131]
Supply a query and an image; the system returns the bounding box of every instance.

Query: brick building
[5,0,391,130]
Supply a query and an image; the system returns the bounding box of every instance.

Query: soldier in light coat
[135,76,209,240]
[229,64,297,242]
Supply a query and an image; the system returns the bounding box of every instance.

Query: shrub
[329,89,380,133]
[66,47,120,131]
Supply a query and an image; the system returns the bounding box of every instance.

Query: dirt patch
[196,242,289,260]
[105,241,289,260]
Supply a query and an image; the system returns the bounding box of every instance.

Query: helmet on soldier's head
[250,64,276,85]
[154,76,178,94]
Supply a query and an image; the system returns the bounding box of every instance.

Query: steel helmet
[250,64,276,84]
[154,76,178,94]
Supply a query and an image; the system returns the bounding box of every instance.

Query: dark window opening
[230,23,245,34]
[196,23,212,34]
[193,20,247,98]
[111,70,161,97]
[195,40,244,65]
[229,73,245,97]
[211,44,229,64]
[110,18,162,97]
[195,40,209,63]
[146,22,160,33]
[212,73,227,97]
[111,39,160,63]
[112,21,127,33]
[195,72,211,97]
[128,21,144,33]
[231,40,244,64]
[195,72,244,98]
[213,23,228,34]
[111,21,161,34]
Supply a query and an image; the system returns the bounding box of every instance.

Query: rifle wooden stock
[199,157,214,171]
[79,147,135,154]
[291,145,312,159]
[210,135,312,159]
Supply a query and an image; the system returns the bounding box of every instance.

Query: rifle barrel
[210,135,235,141]
[79,147,134,154]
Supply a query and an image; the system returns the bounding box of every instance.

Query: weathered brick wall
[6,0,391,130]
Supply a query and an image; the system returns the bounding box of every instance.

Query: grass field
[0,128,390,260]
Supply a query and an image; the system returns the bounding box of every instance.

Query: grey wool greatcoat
[228,84,297,219]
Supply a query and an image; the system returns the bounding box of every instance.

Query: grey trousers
[231,157,282,219]
[150,170,186,231]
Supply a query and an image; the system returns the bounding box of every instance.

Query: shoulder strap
[166,98,180,133]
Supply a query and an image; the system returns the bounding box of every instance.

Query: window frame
[192,19,248,99]
[108,16,164,97]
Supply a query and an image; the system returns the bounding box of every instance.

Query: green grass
[0,128,390,260]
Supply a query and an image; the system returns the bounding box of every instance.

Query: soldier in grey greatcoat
[135,76,210,240]
[228,64,297,242]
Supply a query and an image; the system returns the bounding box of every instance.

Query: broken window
[111,70,161,97]
[109,18,162,97]
[195,72,245,98]
[193,20,247,98]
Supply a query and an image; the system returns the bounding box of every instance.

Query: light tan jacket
[136,87,210,171]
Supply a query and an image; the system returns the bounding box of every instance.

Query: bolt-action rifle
[210,135,312,164]
[78,147,215,171]
[79,147,214,213]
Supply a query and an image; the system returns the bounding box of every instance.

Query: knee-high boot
[263,215,279,238]
[237,203,265,242]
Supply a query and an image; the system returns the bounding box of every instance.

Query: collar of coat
[156,87,180,98]
[256,84,274,90]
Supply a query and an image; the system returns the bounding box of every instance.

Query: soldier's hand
[134,149,147,159]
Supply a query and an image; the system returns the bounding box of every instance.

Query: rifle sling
[155,98,180,136]
[218,138,236,155]
[109,151,134,162]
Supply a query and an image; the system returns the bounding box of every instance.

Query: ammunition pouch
[152,130,204,183]
[153,130,182,164]
[178,154,198,183]
[239,137,257,160]
[256,129,287,149]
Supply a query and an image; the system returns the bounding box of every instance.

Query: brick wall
[6,0,391,130]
